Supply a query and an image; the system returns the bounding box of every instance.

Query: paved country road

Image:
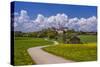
[27,40,74,64]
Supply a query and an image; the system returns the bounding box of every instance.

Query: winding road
[27,39,74,64]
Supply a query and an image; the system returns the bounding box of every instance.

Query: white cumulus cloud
[13,10,97,32]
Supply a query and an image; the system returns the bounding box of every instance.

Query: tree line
[14,28,97,39]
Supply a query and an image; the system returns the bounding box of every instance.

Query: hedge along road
[27,39,74,64]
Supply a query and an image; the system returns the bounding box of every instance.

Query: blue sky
[12,1,97,32]
[13,1,97,19]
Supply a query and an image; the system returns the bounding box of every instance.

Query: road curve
[27,40,74,64]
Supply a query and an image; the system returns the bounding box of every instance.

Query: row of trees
[14,28,58,39]
[14,28,96,44]
[14,28,97,38]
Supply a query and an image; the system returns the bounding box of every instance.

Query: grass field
[43,35,97,62]
[79,35,97,43]
[14,37,53,65]
[14,35,97,65]
[57,34,97,43]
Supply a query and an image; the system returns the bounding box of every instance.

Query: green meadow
[14,37,53,65]
[79,35,97,43]
[43,43,97,61]
[43,35,97,62]
[14,34,97,65]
